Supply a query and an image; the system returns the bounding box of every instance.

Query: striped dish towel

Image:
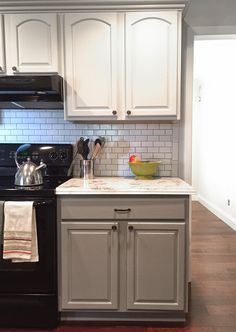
[0,201,4,255]
[3,201,39,262]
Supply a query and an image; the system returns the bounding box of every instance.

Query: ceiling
[184,0,236,27]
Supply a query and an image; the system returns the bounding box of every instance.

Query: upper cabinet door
[64,13,119,119]
[125,11,181,119]
[0,15,5,74]
[5,13,59,74]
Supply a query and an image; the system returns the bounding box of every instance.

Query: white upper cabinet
[125,11,181,118]
[64,13,119,119]
[64,10,182,120]
[0,15,5,74]
[5,13,59,74]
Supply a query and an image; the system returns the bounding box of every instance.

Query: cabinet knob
[128,225,134,231]
[112,225,117,231]
[127,110,131,116]
[0,66,3,72]
[12,66,17,72]
[112,110,117,116]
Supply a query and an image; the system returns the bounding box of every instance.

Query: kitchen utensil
[14,144,46,186]
[128,161,160,179]
[67,138,85,176]
[82,138,90,160]
[77,137,85,160]
[91,138,102,160]
[91,136,106,160]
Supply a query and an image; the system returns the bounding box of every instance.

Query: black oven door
[0,197,57,294]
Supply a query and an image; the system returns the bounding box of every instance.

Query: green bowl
[128,161,160,179]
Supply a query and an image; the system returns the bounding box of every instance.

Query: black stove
[0,143,73,328]
[0,143,73,196]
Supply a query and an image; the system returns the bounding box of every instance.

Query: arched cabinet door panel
[5,13,59,73]
[64,13,118,119]
[125,11,181,118]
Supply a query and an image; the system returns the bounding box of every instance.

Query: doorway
[192,36,236,229]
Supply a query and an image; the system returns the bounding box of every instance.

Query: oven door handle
[33,199,54,207]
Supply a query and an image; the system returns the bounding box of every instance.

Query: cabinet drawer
[60,197,186,220]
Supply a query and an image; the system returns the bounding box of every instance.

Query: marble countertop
[56,177,195,195]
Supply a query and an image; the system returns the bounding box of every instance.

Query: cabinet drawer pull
[0,66,3,72]
[12,66,17,72]
[128,225,134,231]
[114,208,131,213]
[112,225,117,231]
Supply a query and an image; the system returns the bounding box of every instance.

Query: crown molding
[0,1,186,13]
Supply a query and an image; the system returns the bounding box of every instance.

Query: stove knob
[49,151,58,161]
[59,150,68,161]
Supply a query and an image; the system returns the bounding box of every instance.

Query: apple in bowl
[129,154,141,163]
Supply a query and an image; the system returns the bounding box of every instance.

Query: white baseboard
[192,194,199,201]
[197,194,236,231]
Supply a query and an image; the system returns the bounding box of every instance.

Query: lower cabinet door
[127,222,185,310]
[61,222,118,309]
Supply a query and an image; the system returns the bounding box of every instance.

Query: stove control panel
[0,143,73,167]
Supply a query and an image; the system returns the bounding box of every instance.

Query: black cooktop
[0,177,69,197]
[0,143,73,197]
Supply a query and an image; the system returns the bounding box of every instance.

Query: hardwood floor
[1,201,236,332]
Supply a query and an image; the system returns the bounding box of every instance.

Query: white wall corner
[179,22,194,183]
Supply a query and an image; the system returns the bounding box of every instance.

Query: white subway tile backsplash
[101,124,112,130]
[141,141,153,147]
[0,110,179,177]
[135,124,148,129]
[160,135,172,141]
[160,124,172,129]
[173,122,180,143]
[112,124,124,129]
[153,129,165,135]
[153,141,165,147]
[172,142,179,161]
[165,142,173,147]
[141,129,153,135]
[35,118,46,123]
[11,118,22,124]
[142,153,153,159]
[148,123,160,129]
[130,141,141,147]
[159,147,171,153]
[123,124,135,129]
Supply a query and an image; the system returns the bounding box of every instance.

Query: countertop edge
[55,190,195,195]
[55,177,195,196]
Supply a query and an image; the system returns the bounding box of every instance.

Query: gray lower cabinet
[61,222,118,309]
[127,222,185,310]
[58,195,189,320]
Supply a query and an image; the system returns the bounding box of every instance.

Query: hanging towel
[0,201,4,255]
[3,201,39,262]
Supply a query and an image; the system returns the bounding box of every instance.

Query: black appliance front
[0,197,56,294]
[0,75,64,109]
[0,196,58,328]
[0,143,73,328]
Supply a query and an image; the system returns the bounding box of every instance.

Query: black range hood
[0,75,64,109]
